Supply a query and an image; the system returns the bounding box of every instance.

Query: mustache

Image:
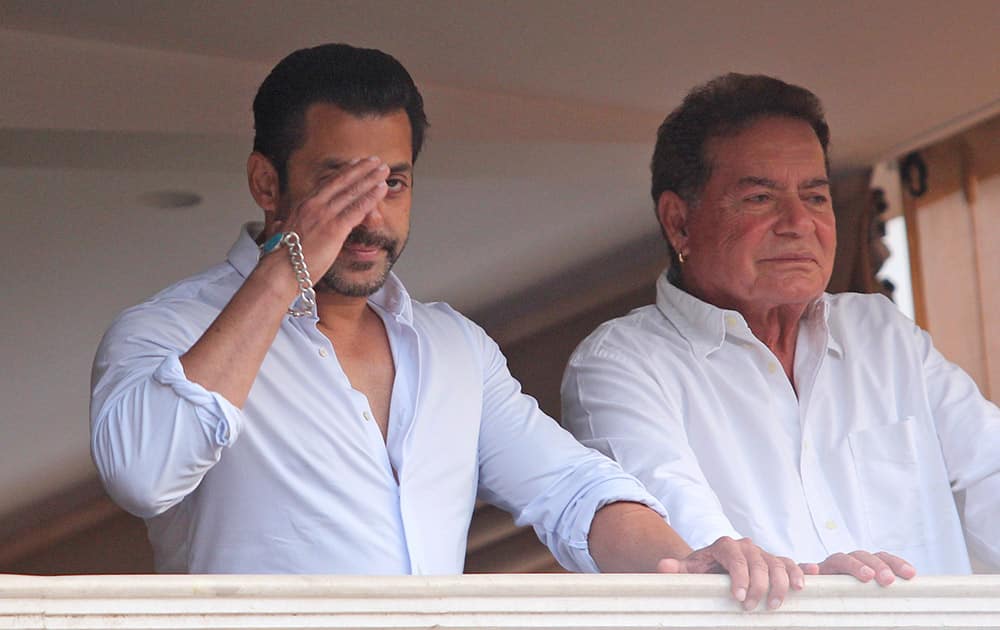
[345,226,398,257]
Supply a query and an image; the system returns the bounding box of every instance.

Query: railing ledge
[1,573,998,629]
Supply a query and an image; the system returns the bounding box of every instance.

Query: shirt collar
[654,270,843,359]
[227,222,266,280]
[227,222,414,324]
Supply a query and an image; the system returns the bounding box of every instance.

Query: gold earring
[678,251,687,264]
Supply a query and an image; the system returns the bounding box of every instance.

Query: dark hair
[650,73,830,275]
[252,43,429,188]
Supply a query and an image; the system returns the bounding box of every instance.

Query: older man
[91,46,803,609]
[562,74,999,583]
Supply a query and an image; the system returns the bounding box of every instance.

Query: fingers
[685,537,800,611]
[302,157,389,230]
[323,159,390,224]
[785,557,806,591]
[853,550,896,586]
[655,557,682,574]
[875,551,917,580]
[761,555,790,610]
[307,156,386,207]
[816,550,916,586]
[816,551,874,582]
[280,157,390,270]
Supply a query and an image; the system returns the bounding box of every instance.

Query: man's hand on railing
[656,536,803,611]
[802,550,917,586]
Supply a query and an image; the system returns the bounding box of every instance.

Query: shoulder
[409,298,496,350]
[101,262,239,352]
[824,292,926,360]
[570,304,686,366]
[825,292,917,336]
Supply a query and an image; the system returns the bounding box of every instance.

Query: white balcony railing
[1,573,998,629]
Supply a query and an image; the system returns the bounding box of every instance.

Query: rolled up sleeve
[91,306,245,519]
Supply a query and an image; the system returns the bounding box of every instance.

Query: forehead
[704,117,826,184]
[296,102,413,164]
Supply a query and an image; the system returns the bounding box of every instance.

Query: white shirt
[91,223,665,574]
[562,272,1000,574]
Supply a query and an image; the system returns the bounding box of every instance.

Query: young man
[92,45,800,610]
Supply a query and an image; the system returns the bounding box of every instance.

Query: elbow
[91,429,178,519]
[93,455,178,519]
[104,480,173,519]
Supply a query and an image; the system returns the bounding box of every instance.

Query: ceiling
[2,0,999,519]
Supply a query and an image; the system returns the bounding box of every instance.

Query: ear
[656,191,691,254]
[247,152,281,217]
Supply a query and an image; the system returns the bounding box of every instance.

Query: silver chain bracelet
[280,232,317,318]
[259,231,317,318]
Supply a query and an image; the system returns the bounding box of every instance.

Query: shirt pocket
[847,416,927,551]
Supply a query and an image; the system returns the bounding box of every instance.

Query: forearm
[180,252,298,408]
[588,501,692,573]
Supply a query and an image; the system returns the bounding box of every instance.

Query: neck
[740,303,807,360]
[315,291,374,335]
[680,279,810,384]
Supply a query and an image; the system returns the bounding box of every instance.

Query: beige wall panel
[917,191,987,389]
[971,174,1000,400]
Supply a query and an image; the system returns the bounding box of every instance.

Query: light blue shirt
[91,223,665,574]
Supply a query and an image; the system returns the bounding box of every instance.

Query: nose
[360,196,387,228]
[774,196,814,236]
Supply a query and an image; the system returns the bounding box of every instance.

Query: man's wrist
[255,231,317,318]
[258,231,285,256]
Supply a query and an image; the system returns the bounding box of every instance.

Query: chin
[761,279,826,304]
[316,267,390,298]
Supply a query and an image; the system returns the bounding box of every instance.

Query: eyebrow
[737,176,830,189]
[800,177,830,189]
[315,159,412,175]
[738,176,779,189]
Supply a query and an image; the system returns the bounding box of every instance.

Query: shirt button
[318,348,328,358]
[767,362,778,374]
[825,519,838,530]
[363,411,373,422]
[725,315,739,327]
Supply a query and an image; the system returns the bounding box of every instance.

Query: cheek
[817,217,838,257]
[716,215,766,260]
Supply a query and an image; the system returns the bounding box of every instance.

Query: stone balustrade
[1,573,998,629]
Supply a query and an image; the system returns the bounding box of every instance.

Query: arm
[179,156,390,406]
[473,326,800,609]
[920,320,1000,569]
[588,501,691,571]
[472,324,666,573]
[91,157,389,517]
[589,502,804,610]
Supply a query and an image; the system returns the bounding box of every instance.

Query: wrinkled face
[274,103,413,297]
[670,116,836,313]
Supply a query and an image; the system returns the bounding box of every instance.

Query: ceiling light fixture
[138,190,203,209]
